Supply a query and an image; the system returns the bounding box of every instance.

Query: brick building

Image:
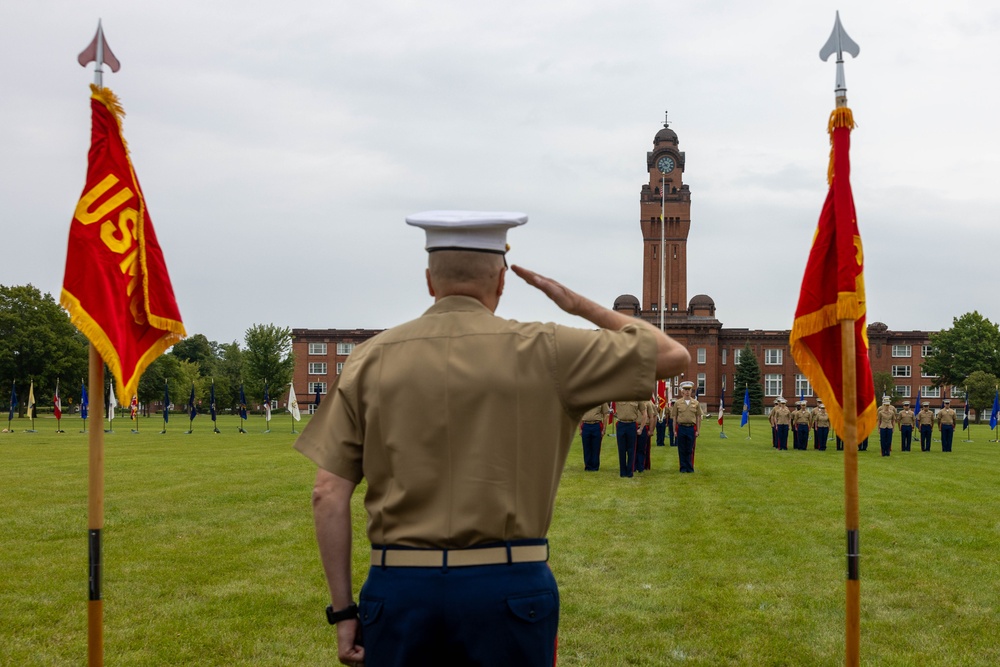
[292,116,949,414]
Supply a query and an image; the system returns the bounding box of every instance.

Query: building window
[891,365,911,378]
[733,349,742,366]
[894,385,911,398]
[722,349,727,365]
[794,374,814,397]
[308,362,327,375]
[652,245,657,260]
[307,382,327,395]
[336,342,355,356]
[697,348,706,364]
[336,362,344,375]
[651,303,658,311]
[951,386,966,399]
[721,374,726,392]
[307,404,318,415]
[921,369,936,378]
[671,303,678,311]
[764,349,782,365]
[697,373,706,396]
[892,345,912,357]
[921,345,932,357]
[308,342,327,355]
[921,386,940,398]
[764,374,783,397]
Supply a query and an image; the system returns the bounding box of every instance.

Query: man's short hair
[429,250,504,287]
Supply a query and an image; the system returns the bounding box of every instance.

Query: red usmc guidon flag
[61,85,185,401]
[789,106,877,441]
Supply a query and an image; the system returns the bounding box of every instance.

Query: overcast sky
[2,1,998,347]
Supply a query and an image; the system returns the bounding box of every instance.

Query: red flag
[656,380,667,411]
[54,382,62,420]
[130,395,138,420]
[61,86,185,401]
[789,106,877,440]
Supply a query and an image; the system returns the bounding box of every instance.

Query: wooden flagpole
[87,345,105,666]
[841,321,860,666]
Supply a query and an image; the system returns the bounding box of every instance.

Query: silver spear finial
[78,19,121,88]
[819,11,859,106]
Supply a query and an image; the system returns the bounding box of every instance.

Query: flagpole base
[238,428,247,434]
[263,429,271,433]
[159,430,167,435]
[213,428,221,434]
[24,429,37,433]
[184,430,193,435]
[719,432,728,439]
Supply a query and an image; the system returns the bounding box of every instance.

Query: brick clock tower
[639,113,691,318]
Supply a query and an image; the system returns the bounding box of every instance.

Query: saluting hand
[511,265,587,316]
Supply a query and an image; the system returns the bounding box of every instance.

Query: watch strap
[326,602,359,624]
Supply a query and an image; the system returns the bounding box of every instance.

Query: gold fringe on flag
[827,106,856,185]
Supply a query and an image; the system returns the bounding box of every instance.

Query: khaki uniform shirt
[938,408,957,426]
[812,410,830,428]
[793,408,811,426]
[581,404,609,423]
[641,400,656,428]
[294,295,658,548]
[877,405,897,429]
[917,408,934,426]
[615,401,642,422]
[898,409,915,427]
[672,398,700,426]
[772,405,791,426]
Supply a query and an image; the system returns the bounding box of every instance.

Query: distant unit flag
[8,381,16,422]
[288,384,301,421]
[239,384,248,421]
[130,395,138,420]
[991,390,999,431]
[80,381,88,420]
[187,382,197,421]
[963,393,970,431]
[210,380,217,422]
[741,387,750,428]
[163,380,170,423]
[27,381,36,417]
[107,382,117,422]
[54,381,63,420]
[60,82,185,402]
[717,388,725,426]
[263,381,271,421]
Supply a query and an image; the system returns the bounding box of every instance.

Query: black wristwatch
[326,603,359,624]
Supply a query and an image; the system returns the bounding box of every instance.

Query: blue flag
[991,391,999,430]
[914,392,921,417]
[80,381,88,420]
[8,381,16,421]
[740,387,750,428]
[163,380,170,423]
[210,380,217,422]
[315,386,322,407]
[239,384,248,420]
[188,382,197,421]
[963,394,969,431]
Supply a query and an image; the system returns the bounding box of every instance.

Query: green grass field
[2,414,998,666]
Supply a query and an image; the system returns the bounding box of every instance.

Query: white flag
[287,383,301,422]
[108,383,118,421]
[264,401,271,421]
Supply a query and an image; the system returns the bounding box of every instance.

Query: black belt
[583,420,602,424]
[371,542,549,568]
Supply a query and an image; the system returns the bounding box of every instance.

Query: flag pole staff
[821,11,861,666]
[77,20,120,664]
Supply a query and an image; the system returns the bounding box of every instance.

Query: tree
[0,284,88,416]
[922,311,1000,388]
[964,371,999,424]
[872,371,898,404]
[137,354,184,417]
[243,324,294,406]
[170,334,218,377]
[214,341,244,413]
[732,343,764,415]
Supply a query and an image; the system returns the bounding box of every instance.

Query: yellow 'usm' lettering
[75,175,134,226]
[100,208,138,254]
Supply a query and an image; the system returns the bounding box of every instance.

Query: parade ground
[2,414,998,666]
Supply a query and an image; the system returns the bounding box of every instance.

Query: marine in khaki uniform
[876,396,897,457]
[296,211,690,666]
[793,400,811,450]
[938,399,957,452]
[671,381,700,472]
[917,401,935,451]
[635,398,657,472]
[897,401,915,451]
[615,400,643,477]
[771,397,791,450]
[811,401,830,450]
[580,403,609,471]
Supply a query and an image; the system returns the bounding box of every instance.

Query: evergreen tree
[732,343,764,415]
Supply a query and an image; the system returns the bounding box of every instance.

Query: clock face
[657,156,675,173]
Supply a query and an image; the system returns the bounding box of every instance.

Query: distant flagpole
[7,380,16,432]
[210,379,220,434]
[990,387,999,442]
[790,12,868,666]
[718,387,727,438]
[238,384,249,433]
[55,379,65,433]
[741,385,751,439]
[263,380,271,433]
[161,379,170,434]
[80,379,88,433]
[185,381,196,434]
[288,383,301,433]
[26,380,37,432]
